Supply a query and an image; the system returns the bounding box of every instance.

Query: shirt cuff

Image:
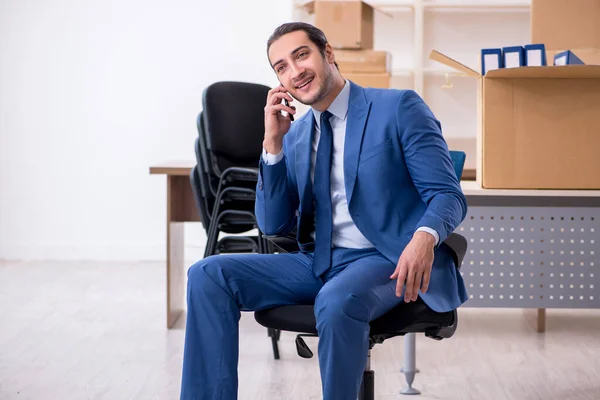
[262,148,284,165]
[416,226,439,246]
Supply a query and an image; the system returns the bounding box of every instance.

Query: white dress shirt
[262,80,439,248]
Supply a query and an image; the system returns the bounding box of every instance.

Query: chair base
[269,329,426,398]
[401,386,421,395]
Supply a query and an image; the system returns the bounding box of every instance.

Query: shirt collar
[312,79,350,130]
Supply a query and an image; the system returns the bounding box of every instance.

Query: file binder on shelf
[524,44,547,66]
[481,48,503,75]
[554,50,585,65]
[503,46,525,68]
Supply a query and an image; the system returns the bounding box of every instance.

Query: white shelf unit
[292,0,532,167]
[374,0,530,13]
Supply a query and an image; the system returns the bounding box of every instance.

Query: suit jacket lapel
[295,112,315,213]
[344,82,371,206]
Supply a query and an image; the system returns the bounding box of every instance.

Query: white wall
[0,1,532,262]
[0,0,293,261]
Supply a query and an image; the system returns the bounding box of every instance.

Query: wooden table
[151,161,600,331]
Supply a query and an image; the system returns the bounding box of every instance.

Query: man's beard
[295,65,334,106]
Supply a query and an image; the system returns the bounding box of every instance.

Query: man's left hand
[390,231,436,302]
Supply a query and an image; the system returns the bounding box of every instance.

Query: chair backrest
[189,162,211,232]
[449,150,466,181]
[195,111,211,177]
[195,111,221,197]
[202,81,271,175]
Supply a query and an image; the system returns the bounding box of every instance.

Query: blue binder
[503,46,525,68]
[481,48,503,75]
[554,50,584,65]
[524,44,547,66]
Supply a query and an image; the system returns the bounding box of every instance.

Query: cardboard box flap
[429,50,480,77]
[486,65,600,79]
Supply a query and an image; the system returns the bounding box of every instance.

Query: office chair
[254,150,468,399]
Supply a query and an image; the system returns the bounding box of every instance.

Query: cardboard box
[344,72,390,88]
[300,1,374,49]
[335,50,391,73]
[430,49,600,190]
[532,0,600,51]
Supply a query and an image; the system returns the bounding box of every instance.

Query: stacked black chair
[190,133,259,255]
[254,150,468,399]
[189,81,271,257]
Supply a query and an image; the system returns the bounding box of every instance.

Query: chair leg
[257,230,265,254]
[359,349,375,400]
[401,333,420,395]
[203,223,219,258]
[203,208,220,258]
[268,328,280,360]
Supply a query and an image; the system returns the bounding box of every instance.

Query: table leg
[523,308,546,333]
[166,174,198,329]
[167,221,186,328]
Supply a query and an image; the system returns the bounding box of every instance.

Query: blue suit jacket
[255,82,468,312]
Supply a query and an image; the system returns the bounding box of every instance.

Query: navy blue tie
[312,111,334,277]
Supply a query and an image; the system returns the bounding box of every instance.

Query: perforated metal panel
[458,207,600,308]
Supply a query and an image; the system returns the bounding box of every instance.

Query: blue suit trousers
[180,247,407,400]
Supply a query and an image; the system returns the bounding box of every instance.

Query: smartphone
[280,84,294,122]
[284,99,294,122]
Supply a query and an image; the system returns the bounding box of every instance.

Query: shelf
[391,68,414,76]
[372,0,530,13]
[423,67,474,77]
[424,0,529,8]
[389,67,479,79]
[371,1,414,13]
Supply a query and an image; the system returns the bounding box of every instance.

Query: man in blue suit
[181,22,467,400]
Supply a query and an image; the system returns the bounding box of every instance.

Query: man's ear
[324,43,336,65]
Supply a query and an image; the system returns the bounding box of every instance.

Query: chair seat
[254,298,456,340]
[262,234,300,253]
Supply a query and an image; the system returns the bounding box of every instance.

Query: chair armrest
[263,232,468,269]
[442,233,468,270]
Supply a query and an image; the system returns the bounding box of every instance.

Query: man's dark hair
[267,22,338,69]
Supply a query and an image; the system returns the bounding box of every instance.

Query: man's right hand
[263,86,296,155]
